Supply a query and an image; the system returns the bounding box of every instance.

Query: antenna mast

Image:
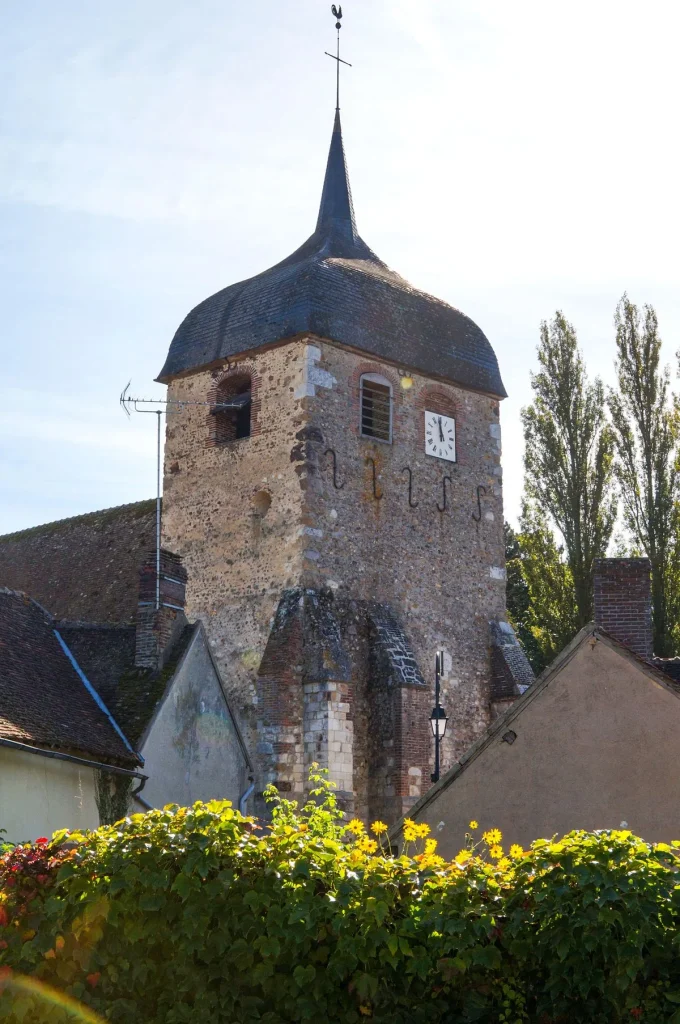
[119,379,246,611]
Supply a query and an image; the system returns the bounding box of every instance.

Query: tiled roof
[652,657,680,692]
[0,588,140,768]
[0,500,156,625]
[159,111,506,399]
[59,621,198,747]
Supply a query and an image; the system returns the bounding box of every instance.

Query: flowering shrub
[2,771,680,1022]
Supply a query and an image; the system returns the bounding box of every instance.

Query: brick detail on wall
[348,361,401,441]
[206,360,263,447]
[365,603,430,822]
[593,557,653,660]
[135,549,188,670]
[416,384,467,465]
[255,588,430,821]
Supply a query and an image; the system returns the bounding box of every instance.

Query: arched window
[360,373,392,443]
[211,373,252,444]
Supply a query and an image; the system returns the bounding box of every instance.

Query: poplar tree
[505,510,579,674]
[608,295,680,656]
[521,313,616,627]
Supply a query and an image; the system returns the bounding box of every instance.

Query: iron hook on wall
[401,467,418,508]
[365,457,383,501]
[324,448,345,489]
[472,484,487,522]
[437,475,452,513]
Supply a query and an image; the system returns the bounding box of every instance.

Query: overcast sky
[2,0,679,535]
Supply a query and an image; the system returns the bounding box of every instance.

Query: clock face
[425,411,456,462]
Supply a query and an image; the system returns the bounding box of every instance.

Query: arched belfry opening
[210,373,252,443]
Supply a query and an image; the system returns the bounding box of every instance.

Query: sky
[2,0,680,535]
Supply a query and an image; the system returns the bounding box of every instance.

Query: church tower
[158,53,524,821]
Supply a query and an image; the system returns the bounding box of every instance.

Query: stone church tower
[158,107,526,822]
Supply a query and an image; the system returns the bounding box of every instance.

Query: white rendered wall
[0,747,99,845]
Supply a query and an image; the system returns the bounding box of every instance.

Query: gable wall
[139,629,249,809]
[413,638,680,852]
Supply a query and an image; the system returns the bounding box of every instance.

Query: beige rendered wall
[0,747,99,845]
[140,629,249,809]
[412,638,680,853]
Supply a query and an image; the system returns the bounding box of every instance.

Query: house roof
[393,624,680,834]
[158,110,507,399]
[0,500,156,625]
[59,621,199,748]
[0,588,140,768]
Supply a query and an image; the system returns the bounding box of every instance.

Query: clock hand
[438,417,444,442]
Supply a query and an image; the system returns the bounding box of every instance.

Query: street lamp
[430,650,448,783]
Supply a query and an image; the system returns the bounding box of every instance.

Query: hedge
[2,769,680,1023]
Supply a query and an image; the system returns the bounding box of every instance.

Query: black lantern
[430,705,448,740]
[430,650,448,783]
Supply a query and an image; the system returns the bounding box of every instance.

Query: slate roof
[489,620,535,700]
[0,589,140,768]
[159,111,506,399]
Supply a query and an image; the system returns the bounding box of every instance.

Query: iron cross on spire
[325,5,352,111]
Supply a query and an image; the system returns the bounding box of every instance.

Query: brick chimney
[592,558,653,659]
[135,549,188,669]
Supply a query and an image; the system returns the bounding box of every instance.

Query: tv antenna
[119,379,249,610]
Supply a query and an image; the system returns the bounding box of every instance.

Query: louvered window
[211,375,252,443]
[360,374,392,443]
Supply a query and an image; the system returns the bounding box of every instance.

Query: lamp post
[430,650,448,783]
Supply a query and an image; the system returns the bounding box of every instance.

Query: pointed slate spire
[315,109,357,244]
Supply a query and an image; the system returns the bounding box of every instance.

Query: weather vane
[325,5,351,111]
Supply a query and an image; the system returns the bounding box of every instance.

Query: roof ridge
[0,498,156,543]
[0,586,54,622]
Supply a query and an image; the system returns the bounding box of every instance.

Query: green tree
[505,508,579,674]
[522,312,616,626]
[609,295,680,656]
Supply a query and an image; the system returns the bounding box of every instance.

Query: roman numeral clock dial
[424,411,456,463]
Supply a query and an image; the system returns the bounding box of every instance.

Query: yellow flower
[346,818,365,836]
[490,844,503,860]
[509,844,524,859]
[403,826,418,843]
[469,820,479,830]
[371,821,388,835]
[497,857,511,872]
[425,838,438,855]
[358,837,378,854]
[483,828,502,845]
[455,849,471,864]
[417,822,431,838]
[403,818,416,829]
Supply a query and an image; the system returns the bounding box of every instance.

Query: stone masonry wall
[161,334,507,819]
[161,341,312,776]
[300,341,507,781]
